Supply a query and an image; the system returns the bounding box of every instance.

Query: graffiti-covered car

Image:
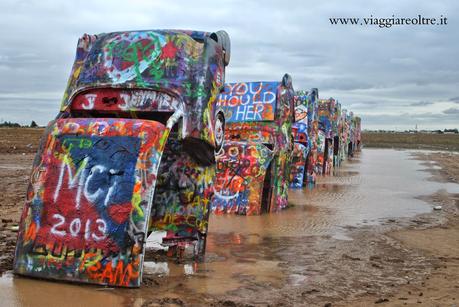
[289,91,310,188]
[14,29,230,287]
[318,98,335,175]
[304,89,319,184]
[332,101,342,167]
[354,116,362,152]
[211,75,295,215]
[346,111,354,156]
[340,108,349,158]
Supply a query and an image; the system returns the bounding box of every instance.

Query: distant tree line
[364,129,458,134]
[0,120,40,128]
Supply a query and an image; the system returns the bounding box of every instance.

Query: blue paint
[57,135,140,248]
[217,82,279,123]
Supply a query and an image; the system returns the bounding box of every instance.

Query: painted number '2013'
[50,214,107,241]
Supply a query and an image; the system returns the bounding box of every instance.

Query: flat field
[362,132,459,151]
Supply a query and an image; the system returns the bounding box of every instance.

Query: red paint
[108,202,132,224]
[160,41,178,59]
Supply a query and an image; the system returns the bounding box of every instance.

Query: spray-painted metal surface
[340,110,353,157]
[290,90,359,184]
[338,108,347,163]
[149,138,215,251]
[318,98,334,139]
[341,109,348,158]
[316,130,326,175]
[212,141,274,215]
[212,75,295,215]
[290,92,309,188]
[346,111,355,157]
[71,88,179,113]
[14,29,230,287]
[289,142,308,188]
[60,30,227,147]
[318,98,336,175]
[332,102,342,167]
[14,118,168,287]
[354,116,362,151]
[305,89,319,185]
[218,82,277,122]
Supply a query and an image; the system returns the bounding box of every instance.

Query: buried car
[332,101,343,167]
[340,108,350,158]
[13,29,230,287]
[353,116,362,152]
[318,98,336,175]
[304,88,320,185]
[346,111,355,157]
[289,91,310,188]
[211,75,295,215]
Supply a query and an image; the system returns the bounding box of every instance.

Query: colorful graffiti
[347,111,355,157]
[332,102,342,167]
[354,116,362,151]
[290,93,309,188]
[71,88,179,113]
[14,118,168,287]
[216,82,277,122]
[289,90,361,183]
[212,76,295,215]
[318,99,334,139]
[340,109,349,158]
[149,138,215,254]
[318,98,336,175]
[305,89,319,184]
[289,142,308,188]
[316,130,326,175]
[325,138,334,175]
[61,30,227,152]
[292,94,309,144]
[15,29,231,286]
[13,26,368,288]
[212,141,273,215]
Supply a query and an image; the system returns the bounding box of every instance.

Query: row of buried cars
[213,84,362,216]
[13,29,361,287]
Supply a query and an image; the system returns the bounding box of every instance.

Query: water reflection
[2,149,459,306]
[0,272,125,307]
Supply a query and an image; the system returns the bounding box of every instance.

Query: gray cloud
[443,107,459,114]
[0,0,458,129]
[319,78,375,91]
[361,111,459,130]
[410,101,433,106]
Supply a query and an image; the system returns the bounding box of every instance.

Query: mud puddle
[1,149,459,306]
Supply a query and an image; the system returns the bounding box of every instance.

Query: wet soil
[0,154,34,275]
[0,130,458,306]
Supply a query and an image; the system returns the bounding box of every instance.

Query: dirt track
[0,128,458,306]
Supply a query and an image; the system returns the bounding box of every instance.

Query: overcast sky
[1,0,458,130]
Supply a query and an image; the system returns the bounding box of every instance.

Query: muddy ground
[0,128,458,306]
[338,152,459,307]
[362,131,459,151]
